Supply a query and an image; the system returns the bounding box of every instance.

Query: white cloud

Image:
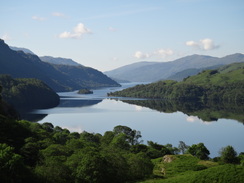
[32,16,45,21]
[134,49,174,60]
[135,105,143,111]
[186,116,198,122]
[186,40,199,48]
[186,115,212,125]
[134,51,150,59]
[186,38,219,50]
[52,12,65,17]
[1,33,12,41]
[200,38,219,50]
[59,23,92,39]
[154,49,174,58]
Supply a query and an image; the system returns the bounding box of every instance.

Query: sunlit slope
[108,63,244,103]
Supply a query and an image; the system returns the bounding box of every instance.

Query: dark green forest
[108,63,244,105]
[0,75,59,112]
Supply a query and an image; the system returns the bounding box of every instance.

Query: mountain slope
[105,54,244,82]
[0,39,120,91]
[166,65,223,81]
[10,46,35,55]
[40,56,80,66]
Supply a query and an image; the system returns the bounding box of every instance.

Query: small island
[77,88,93,94]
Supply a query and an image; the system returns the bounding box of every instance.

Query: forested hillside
[0,75,59,111]
[0,39,120,91]
[108,63,244,104]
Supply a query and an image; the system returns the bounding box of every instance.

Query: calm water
[33,83,244,157]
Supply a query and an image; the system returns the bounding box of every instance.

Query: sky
[1,0,244,71]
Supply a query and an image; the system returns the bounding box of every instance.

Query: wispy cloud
[52,12,65,17]
[52,12,64,17]
[59,23,92,39]
[186,38,219,50]
[32,16,46,21]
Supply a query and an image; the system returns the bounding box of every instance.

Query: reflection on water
[31,83,244,157]
[121,100,244,123]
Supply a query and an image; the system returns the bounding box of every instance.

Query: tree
[126,152,153,181]
[66,148,108,183]
[113,125,142,145]
[219,145,239,164]
[187,143,210,160]
[0,143,28,182]
[178,141,189,154]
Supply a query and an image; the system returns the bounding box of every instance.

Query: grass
[137,154,244,183]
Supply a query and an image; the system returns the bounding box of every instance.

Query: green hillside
[108,63,244,104]
[0,75,60,112]
[138,154,244,183]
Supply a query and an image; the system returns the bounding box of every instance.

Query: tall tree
[219,145,238,164]
[187,143,210,160]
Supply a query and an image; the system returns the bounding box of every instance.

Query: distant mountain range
[0,39,120,92]
[40,56,81,66]
[10,46,35,55]
[104,53,244,82]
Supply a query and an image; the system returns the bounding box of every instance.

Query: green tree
[178,141,189,154]
[113,125,142,145]
[0,143,28,183]
[219,145,239,164]
[66,148,108,183]
[187,143,210,160]
[126,152,153,181]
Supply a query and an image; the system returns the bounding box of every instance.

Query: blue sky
[1,0,244,71]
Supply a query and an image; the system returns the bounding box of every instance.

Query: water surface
[33,83,244,157]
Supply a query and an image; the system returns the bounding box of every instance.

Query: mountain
[105,54,244,82]
[0,39,120,91]
[10,46,35,55]
[40,56,81,66]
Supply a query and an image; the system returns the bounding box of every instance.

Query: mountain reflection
[58,99,102,107]
[22,99,103,121]
[120,99,244,124]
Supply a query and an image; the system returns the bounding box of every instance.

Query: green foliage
[0,113,155,182]
[219,145,239,164]
[113,125,143,145]
[0,143,32,183]
[0,75,60,111]
[187,143,210,160]
[139,155,244,183]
